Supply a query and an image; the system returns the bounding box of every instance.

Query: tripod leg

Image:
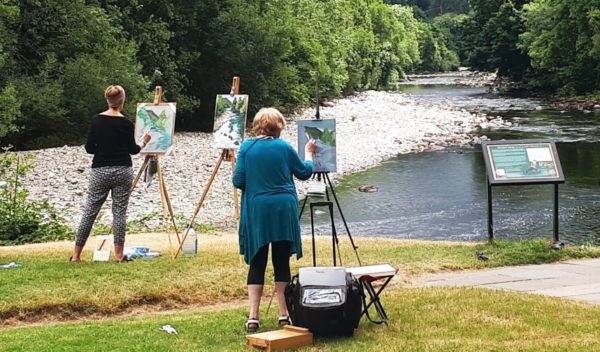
[175,151,226,258]
[324,173,362,266]
[310,204,316,267]
[299,195,309,220]
[327,202,339,266]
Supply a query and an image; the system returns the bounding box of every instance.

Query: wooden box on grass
[246,325,313,351]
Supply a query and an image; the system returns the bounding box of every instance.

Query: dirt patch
[0,299,247,330]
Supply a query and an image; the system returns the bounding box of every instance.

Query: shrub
[0,148,74,245]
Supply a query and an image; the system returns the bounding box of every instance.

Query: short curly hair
[252,107,286,137]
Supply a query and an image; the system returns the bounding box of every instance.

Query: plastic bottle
[182,225,198,256]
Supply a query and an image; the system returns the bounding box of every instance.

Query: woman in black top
[70,85,151,262]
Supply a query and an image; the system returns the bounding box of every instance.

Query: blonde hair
[104,85,125,109]
[252,107,286,137]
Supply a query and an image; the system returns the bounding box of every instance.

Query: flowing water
[303,73,600,245]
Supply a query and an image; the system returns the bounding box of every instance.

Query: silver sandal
[245,318,260,333]
[278,316,292,326]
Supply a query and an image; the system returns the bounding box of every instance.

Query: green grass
[1,236,600,325]
[1,287,599,351]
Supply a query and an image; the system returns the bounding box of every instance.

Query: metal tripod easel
[299,172,361,266]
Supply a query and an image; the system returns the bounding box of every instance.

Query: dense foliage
[384,0,470,18]
[460,0,600,94]
[520,0,600,94]
[0,0,458,150]
[2,0,597,149]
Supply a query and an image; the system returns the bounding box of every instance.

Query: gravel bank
[20,89,506,230]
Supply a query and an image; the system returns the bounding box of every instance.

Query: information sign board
[482,140,564,185]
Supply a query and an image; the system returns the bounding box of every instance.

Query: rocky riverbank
[404,69,496,87]
[20,89,507,230]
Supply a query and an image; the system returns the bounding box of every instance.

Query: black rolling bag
[285,267,362,336]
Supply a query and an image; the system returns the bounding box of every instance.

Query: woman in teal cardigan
[233,107,316,332]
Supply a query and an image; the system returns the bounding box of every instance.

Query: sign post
[481,140,565,248]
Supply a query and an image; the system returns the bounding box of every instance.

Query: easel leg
[174,151,226,258]
[324,173,362,266]
[131,155,151,192]
[310,203,317,267]
[230,153,240,222]
[299,195,309,220]
[156,158,181,251]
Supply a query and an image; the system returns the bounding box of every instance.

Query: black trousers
[247,241,291,285]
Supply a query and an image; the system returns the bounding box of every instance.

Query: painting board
[297,119,337,173]
[213,94,249,149]
[482,140,564,185]
[135,103,176,154]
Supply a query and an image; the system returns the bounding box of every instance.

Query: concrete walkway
[414,258,600,305]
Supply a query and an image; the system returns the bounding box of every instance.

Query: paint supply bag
[285,267,362,336]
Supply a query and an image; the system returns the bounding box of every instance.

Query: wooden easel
[174,77,242,258]
[97,86,181,255]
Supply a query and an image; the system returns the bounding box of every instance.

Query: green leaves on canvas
[320,128,336,147]
[138,107,169,132]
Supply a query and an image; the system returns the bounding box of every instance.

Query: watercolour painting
[213,94,249,149]
[297,119,337,173]
[135,103,177,154]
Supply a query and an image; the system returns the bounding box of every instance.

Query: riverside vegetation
[0,0,459,150]
[1,0,598,149]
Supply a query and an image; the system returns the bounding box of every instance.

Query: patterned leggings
[75,166,133,247]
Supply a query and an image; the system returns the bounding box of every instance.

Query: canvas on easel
[135,103,176,154]
[213,94,248,149]
[297,119,337,172]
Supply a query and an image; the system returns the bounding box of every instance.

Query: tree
[0,2,19,141]
[5,0,147,149]
[520,0,600,93]
[462,0,531,79]
[432,13,469,63]
[0,84,20,142]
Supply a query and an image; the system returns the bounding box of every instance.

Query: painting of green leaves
[135,103,176,154]
[297,119,336,173]
[213,94,248,149]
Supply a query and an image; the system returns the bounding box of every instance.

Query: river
[302,73,600,245]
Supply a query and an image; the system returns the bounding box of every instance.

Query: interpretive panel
[482,140,564,185]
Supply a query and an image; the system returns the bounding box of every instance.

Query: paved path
[414,258,600,305]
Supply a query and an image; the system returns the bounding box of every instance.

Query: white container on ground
[182,226,198,256]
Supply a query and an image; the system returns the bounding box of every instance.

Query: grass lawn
[1,288,599,351]
[1,233,600,351]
